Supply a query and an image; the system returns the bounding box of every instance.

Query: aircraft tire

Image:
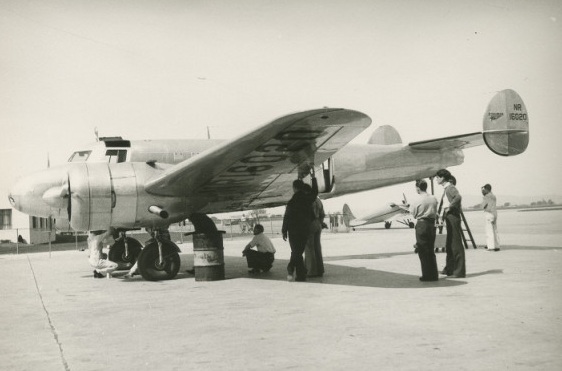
[108,237,142,270]
[408,221,415,228]
[384,221,392,229]
[137,241,181,281]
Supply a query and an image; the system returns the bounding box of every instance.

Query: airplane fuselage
[9,136,464,232]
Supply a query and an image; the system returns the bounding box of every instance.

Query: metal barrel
[192,232,225,281]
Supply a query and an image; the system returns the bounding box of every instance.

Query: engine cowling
[66,162,175,231]
[68,163,114,231]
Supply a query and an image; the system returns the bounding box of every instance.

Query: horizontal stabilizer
[409,89,529,156]
[409,132,483,151]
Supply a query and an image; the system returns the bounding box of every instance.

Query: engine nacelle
[68,163,114,231]
[66,162,184,232]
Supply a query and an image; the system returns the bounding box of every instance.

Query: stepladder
[434,211,477,252]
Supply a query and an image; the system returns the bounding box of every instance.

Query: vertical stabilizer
[342,204,355,227]
[483,89,529,156]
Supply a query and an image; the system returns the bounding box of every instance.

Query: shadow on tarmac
[117,254,467,289]
[464,269,504,278]
[498,245,561,251]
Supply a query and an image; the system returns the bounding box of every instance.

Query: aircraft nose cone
[9,166,68,218]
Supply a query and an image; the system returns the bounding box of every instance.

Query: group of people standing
[408,168,500,282]
[242,169,326,282]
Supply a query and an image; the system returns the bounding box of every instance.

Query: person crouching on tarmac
[88,230,118,279]
[242,224,276,274]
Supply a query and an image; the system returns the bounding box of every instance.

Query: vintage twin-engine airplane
[8,89,529,280]
[343,195,414,230]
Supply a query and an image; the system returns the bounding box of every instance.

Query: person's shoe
[249,268,260,274]
[451,275,466,278]
[287,274,294,282]
[93,270,103,278]
[106,273,112,279]
[440,269,451,276]
[493,248,500,251]
[420,277,438,282]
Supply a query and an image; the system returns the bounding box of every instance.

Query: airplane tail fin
[368,125,402,145]
[401,193,409,208]
[342,203,355,227]
[482,89,529,156]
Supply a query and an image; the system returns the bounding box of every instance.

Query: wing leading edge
[144,108,371,210]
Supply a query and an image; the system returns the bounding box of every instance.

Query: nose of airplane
[8,166,69,218]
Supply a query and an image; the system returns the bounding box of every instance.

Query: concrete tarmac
[1,228,561,370]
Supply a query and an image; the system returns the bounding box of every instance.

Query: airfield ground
[0,228,560,370]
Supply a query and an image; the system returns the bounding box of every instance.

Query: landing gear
[384,221,392,229]
[108,233,142,270]
[408,221,415,228]
[136,230,181,281]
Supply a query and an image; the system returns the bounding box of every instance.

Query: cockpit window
[105,149,127,163]
[68,151,91,162]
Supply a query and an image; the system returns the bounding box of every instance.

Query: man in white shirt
[481,184,500,251]
[88,230,118,278]
[242,224,276,274]
[409,179,439,281]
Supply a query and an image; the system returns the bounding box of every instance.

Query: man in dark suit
[282,171,318,282]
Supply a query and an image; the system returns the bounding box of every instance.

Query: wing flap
[144,109,371,208]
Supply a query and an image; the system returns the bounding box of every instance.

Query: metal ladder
[459,210,477,249]
[431,177,477,251]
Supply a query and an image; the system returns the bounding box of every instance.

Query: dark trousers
[415,220,438,280]
[305,231,324,276]
[245,250,274,271]
[445,213,466,277]
[287,231,308,281]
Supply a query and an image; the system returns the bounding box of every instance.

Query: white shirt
[410,192,438,220]
[482,192,497,215]
[248,233,276,253]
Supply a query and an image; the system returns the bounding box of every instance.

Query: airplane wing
[408,132,484,151]
[145,108,371,212]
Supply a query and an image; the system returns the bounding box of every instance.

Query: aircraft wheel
[137,241,181,281]
[408,221,415,228]
[108,237,142,270]
[384,221,392,229]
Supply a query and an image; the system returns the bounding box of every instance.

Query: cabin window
[68,151,91,162]
[0,209,12,230]
[105,150,127,163]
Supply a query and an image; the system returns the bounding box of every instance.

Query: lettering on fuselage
[509,103,527,120]
[197,129,324,196]
[488,112,504,121]
[509,113,527,120]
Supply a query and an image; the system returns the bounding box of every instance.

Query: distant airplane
[342,195,414,230]
[8,89,529,280]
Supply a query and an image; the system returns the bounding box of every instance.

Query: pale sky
[1,0,561,215]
